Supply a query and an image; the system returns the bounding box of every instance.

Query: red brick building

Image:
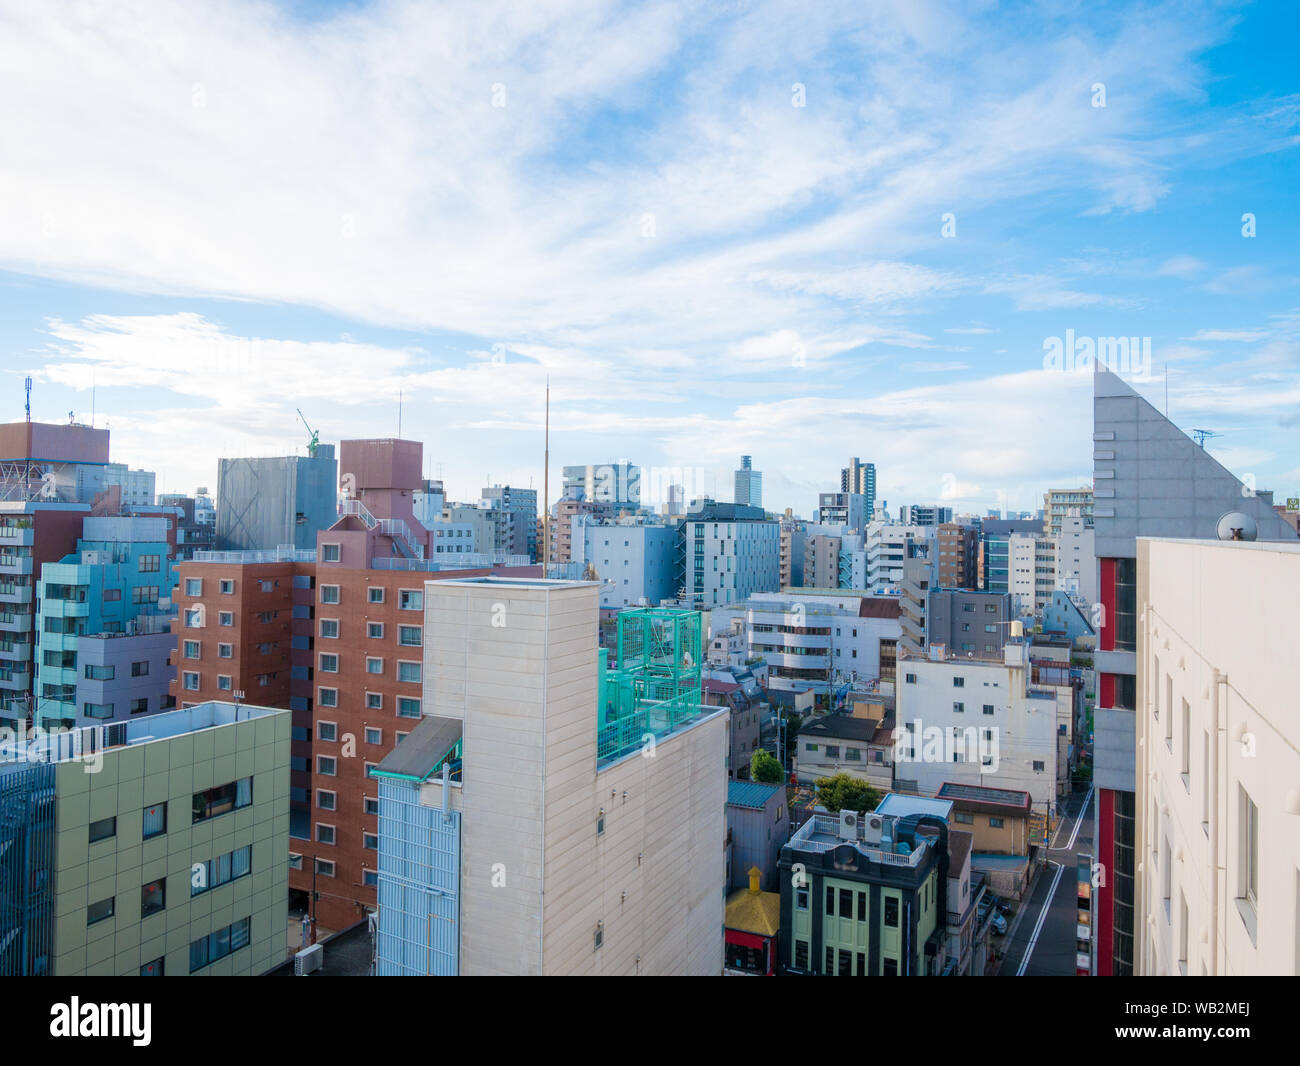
[935,522,978,589]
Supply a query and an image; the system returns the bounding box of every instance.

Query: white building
[580,519,678,608]
[711,589,901,699]
[895,640,1065,815]
[1054,512,1097,607]
[684,516,780,608]
[103,463,156,507]
[1007,532,1057,616]
[1136,537,1300,976]
[866,520,934,589]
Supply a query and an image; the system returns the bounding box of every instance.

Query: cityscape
[0,0,1295,1020]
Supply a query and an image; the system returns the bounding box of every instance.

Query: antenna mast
[542,377,550,571]
[24,377,32,423]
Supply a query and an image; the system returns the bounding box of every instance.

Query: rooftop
[372,715,462,784]
[876,793,954,822]
[787,812,930,866]
[936,781,1033,813]
[727,780,783,809]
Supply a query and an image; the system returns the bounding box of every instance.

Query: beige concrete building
[376,577,727,976]
[1136,537,1300,976]
[0,700,289,976]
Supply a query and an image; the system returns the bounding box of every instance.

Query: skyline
[1,0,1297,515]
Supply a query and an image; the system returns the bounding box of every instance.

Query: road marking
[1065,785,1094,850]
[1016,859,1063,976]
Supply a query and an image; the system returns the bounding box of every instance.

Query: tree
[751,748,784,784]
[814,773,881,814]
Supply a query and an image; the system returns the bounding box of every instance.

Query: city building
[726,780,788,891]
[924,588,1014,661]
[1091,367,1296,977]
[0,700,290,976]
[899,504,953,527]
[547,496,619,565]
[795,706,894,791]
[682,503,780,609]
[866,519,934,589]
[1053,511,1097,605]
[1135,537,1300,976]
[157,490,217,560]
[935,781,1034,902]
[777,795,953,975]
[840,458,876,521]
[734,455,762,509]
[1043,487,1094,539]
[102,463,156,508]
[216,447,338,552]
[935,522,979,589]
[803,533,842,590]
[778,518,807,590]
[980,518,1043,597]
[562,461,640,506]
[724,867,781,975]
[34,515,178,730]
[479,484,538,561]
[816,492,868,534]
[578,518,677,607]
[373,588,728,975]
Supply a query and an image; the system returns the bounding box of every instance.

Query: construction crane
[1190,429,1221,448]
[296,408,320,458]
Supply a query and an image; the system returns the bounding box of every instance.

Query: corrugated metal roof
[727,780,783,809]
[373,715,462,783]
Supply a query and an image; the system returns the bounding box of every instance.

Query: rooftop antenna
[543,377,550,568]
[398,389,403,438]
[24,376,32,422]
[1190,429,1221,448]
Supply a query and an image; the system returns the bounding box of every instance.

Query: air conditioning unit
[838,809,858,840]
[294,943,323,976]
[862,813,885,845]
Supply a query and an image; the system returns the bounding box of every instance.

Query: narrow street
[999,784,1094,976]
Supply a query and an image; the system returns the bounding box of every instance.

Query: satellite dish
[1216,511,1257,542]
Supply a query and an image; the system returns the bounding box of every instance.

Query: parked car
[990,913,1008,936]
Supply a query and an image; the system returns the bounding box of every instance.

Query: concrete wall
[216,448,337,552]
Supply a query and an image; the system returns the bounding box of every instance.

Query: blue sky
[0,0,1297,516]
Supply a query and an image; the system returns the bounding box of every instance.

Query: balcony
[0,613,33,633]
[0,555,33,575]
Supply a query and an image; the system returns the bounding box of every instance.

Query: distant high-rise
[840,458,876,519]
[734,455,762,509]
[216,446,338,552]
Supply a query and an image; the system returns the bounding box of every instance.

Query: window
[184,607,203,628]
[398,625,423,647]
[143,802,167,839]
[363,832,378,850]
[989,816,1005,828]
[318,721,337,742]
[953,701,964,714]
[905,673,916,684]
[192,846,252,896]
[288,854,303,871]
[368,586,385,603]
[85,663,115,680]
[364,727,382,745]
[217,675,232,691]
[102,588,121,602]
[364,797,380,815]
[317,756,337,776]
[317,790,337,811]
[1239,785,1259,913]
[188,917,250,972]
[320,619,339,639]
[89,816,116,843]
[857,892,866,922]
[82,702,113,719]
[138,554,160,573]
[397,661,421,683]
[366,692,382,710]
[1032,761,1045,772]
[366,657,383,675]
[141,878,165,917]
[87,897,115,925]
[983,704,994,715]
[317,824,336,844]
[218,611,233,626]
[130,697,148,715]
[363,869,379,887]
[140,958,164,977]
[319,653,339,673]
[320,585,340,605]
[182,672,200,691]
[953,677,965,688]
[825,745,840,759]
[884,896,899,927]
[367,622,384,639]
[883,957,898,976]
[318,688,338,707]
[1180,698,1191,787]
[191,778,252,823]
[795,886,809,910]
[184,577,203,596]
[315,859,335,877]
[219,579,234,595]
[953,811,974,825]
[322,543,340,562]
[399,589,422,611]
[183,640,200,658]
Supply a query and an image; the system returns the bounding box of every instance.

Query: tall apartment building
[1135,537,1300,976]
[174,438,537,931]
[734,455,762,509]
[562,461,640,505]
[865,520,934,589]
[157,491,217,560]
[578,519,677,607]
[373,587,728,975]
[1091,367,1296,977]
[1043,487,1094,538]
[935,522,978,588]
[979,519,1043,597]
[817,492,868,534]
[102,463,156,508]
[924,589,1014,660]
[216,446,338,552]
[35,516,177,730]
[0,700,289,976]
[779,519,807,589]
[1053,511,1097,605]
[682,505,780,609]
[1007,532,1057,615]
[479,484,538,561]
[899,504,953,527]
[840,458,876,520]
[547,496,619,565]
[803,534,842,590]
